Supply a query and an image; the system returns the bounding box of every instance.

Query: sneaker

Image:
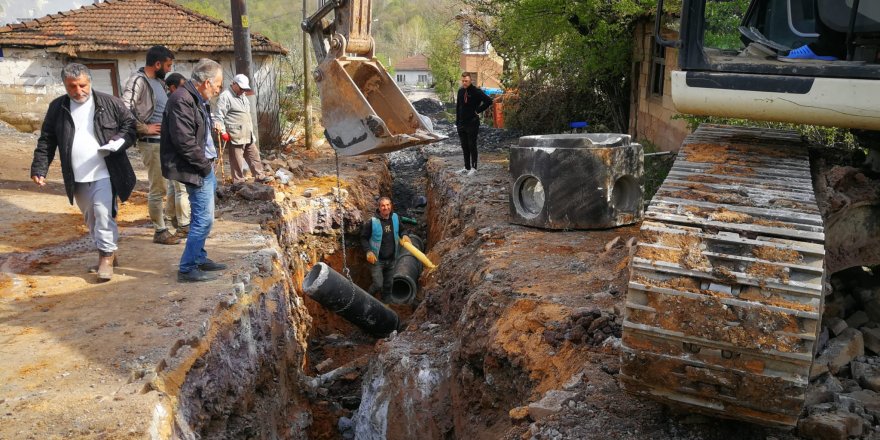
[175,225,190,239]
[178,268,219,283]
[782,45,838,61]
[467,169,476,176]
[456,168,468,175]
[199,259,228,271]
[153,229,181,245]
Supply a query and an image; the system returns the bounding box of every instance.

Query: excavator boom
[302,0,445,156]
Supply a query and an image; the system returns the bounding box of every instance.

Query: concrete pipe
[389,235,425,304]
[302,262,400,337]
[509,133,644,230]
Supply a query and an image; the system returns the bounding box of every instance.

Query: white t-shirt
[70,94,109,183]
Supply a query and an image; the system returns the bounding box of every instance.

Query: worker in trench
[360,196,412,299]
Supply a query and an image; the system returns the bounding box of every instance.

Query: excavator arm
[302,0,445,156]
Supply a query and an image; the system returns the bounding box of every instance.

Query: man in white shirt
[31,63,138,281]
[213,74,271,184]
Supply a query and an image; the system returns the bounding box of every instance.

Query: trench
[164,113,880,440]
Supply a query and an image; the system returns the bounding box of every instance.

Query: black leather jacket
[31,91,137,206]
[160,81,213,186]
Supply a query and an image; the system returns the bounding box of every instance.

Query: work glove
[221,132,230,142]
[97,138,125,156]
[366,252,377,264]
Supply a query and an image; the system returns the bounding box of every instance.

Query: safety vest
[370,213,399,260]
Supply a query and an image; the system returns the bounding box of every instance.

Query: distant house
[459,24,503,90]
[0,0,287,144]
[393,54,432,87]
[628,18,690,152]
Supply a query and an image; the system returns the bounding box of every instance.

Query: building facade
[628,19,691,152]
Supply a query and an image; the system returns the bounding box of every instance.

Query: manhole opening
[611,175,640,213]
[513,175,545,218]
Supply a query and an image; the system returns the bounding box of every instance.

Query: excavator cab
[302,0,445,156]
[621,0,880,429]
[666,0,880,129]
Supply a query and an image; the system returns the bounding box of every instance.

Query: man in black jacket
[455,72,494,176]
[161,59,227,283]
[31,63,137,281]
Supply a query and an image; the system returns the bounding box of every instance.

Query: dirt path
[0,127,279,439]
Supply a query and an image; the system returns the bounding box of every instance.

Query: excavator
[301,0,445,156]
[621,0,880,429]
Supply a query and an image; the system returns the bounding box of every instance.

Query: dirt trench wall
[169,158,391,439]
[172,262,312,439]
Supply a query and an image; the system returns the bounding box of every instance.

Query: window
[418,74,429,83]
[649,39,666,97]
[396,74,405,83]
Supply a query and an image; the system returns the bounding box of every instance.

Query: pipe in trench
[302,262,400,337]
[388,235,425,304]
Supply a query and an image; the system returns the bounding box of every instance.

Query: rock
[842,389,880,420]
[798,411,863,440]
[509,406,530,422]
[286,158,304,174]
[849,362,880,391]
[237,183,275,201]
[863,327,880,355]
[315,358,334,374]
[338,416,354,434]
[527,390,577,421]
[826,317,848,336]
[815,328,864,375]
[604,236,621,252]
[847,310,870,329]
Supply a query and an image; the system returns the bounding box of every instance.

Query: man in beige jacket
[122,45,190,244]
[213,74,272,184]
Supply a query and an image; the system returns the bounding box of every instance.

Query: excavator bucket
[316,56,445,156]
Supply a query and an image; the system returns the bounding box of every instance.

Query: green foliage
[704,0,750,50]
[178,0,227,21]
[462,0,654,134]
[641,139,676,202]
[673,114,860,149]
[427,22,462,102]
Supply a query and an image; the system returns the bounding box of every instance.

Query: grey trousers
[227,142,265,183]
[73,178,118,254]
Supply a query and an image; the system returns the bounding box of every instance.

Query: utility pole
[302,0,314,149]
[230,0,259,144]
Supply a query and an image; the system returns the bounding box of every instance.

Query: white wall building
[393,54,432,87]
[0,0,286,137]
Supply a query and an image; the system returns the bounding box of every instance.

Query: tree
[427,21,462,102]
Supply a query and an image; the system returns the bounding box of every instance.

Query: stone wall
[628,20,690,152]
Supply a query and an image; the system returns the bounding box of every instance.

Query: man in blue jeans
[160,59,227,282]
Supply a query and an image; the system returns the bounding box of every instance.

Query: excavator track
[620,124,825,428]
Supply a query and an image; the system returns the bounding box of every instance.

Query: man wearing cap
[212,74,271,184]
[122,45,190,244]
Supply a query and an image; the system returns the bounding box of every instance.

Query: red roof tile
[0,0,286,55]
[394,54,429,71]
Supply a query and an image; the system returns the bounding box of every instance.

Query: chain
[333,151,358,312]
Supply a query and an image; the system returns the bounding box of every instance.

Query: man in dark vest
[360,196,409,298]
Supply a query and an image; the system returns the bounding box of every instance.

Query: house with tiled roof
[0,0,287,141]
[392,54,432,87]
